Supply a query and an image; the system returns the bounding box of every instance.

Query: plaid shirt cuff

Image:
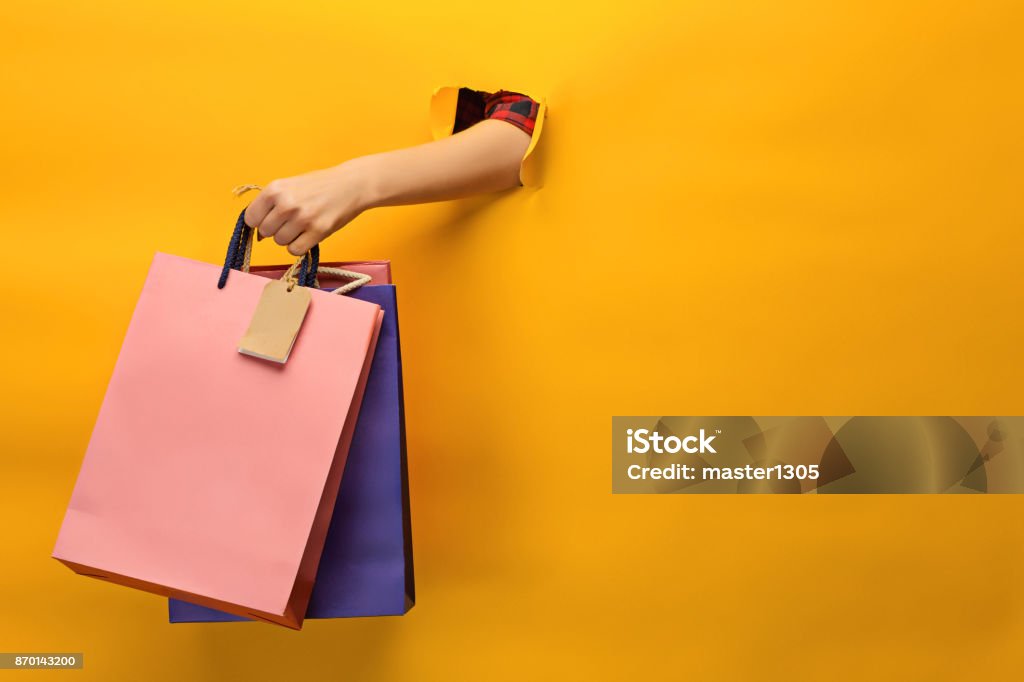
[453,88,539,137]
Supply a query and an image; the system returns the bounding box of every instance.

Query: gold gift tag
[238,279,312,363]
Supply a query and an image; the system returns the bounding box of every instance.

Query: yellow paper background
[1,0,1022,679]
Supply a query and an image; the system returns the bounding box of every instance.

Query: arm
[243,119,531,256]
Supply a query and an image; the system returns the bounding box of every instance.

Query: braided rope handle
[318,266,373,295]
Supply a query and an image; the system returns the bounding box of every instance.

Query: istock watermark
[625,428,718,455]
[612,416,1024,494]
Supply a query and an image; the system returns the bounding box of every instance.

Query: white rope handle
[317,267,373,295]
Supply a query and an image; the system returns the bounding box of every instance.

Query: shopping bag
[169,243,414,623]
[52,211,384,629]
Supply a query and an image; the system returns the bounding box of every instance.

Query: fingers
[266,203,316,252]
[273,220,303,248]
[244,180,296,239]
[240,178,336,256]
[242,185,275,230]
[286,230,321,257]
[258,205,292,240]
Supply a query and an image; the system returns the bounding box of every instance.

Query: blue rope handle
[217,208,320,289]
[298,250,310,287]
[305,245,319,287]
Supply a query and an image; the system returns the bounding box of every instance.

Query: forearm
[244,118,532,256]
[346,119,532,210]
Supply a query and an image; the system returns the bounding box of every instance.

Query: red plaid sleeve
[453,88,539,137]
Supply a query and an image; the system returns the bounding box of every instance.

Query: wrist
[335,156,384,213]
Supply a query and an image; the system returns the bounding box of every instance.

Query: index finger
[243,191,274,231]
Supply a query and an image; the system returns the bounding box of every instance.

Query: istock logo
[626,428,717,455]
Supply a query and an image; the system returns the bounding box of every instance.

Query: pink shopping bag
[53,245,383,629]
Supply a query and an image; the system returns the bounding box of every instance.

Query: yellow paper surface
[2,0,1024,679]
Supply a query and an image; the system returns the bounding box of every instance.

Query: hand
[243,163,371,256]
